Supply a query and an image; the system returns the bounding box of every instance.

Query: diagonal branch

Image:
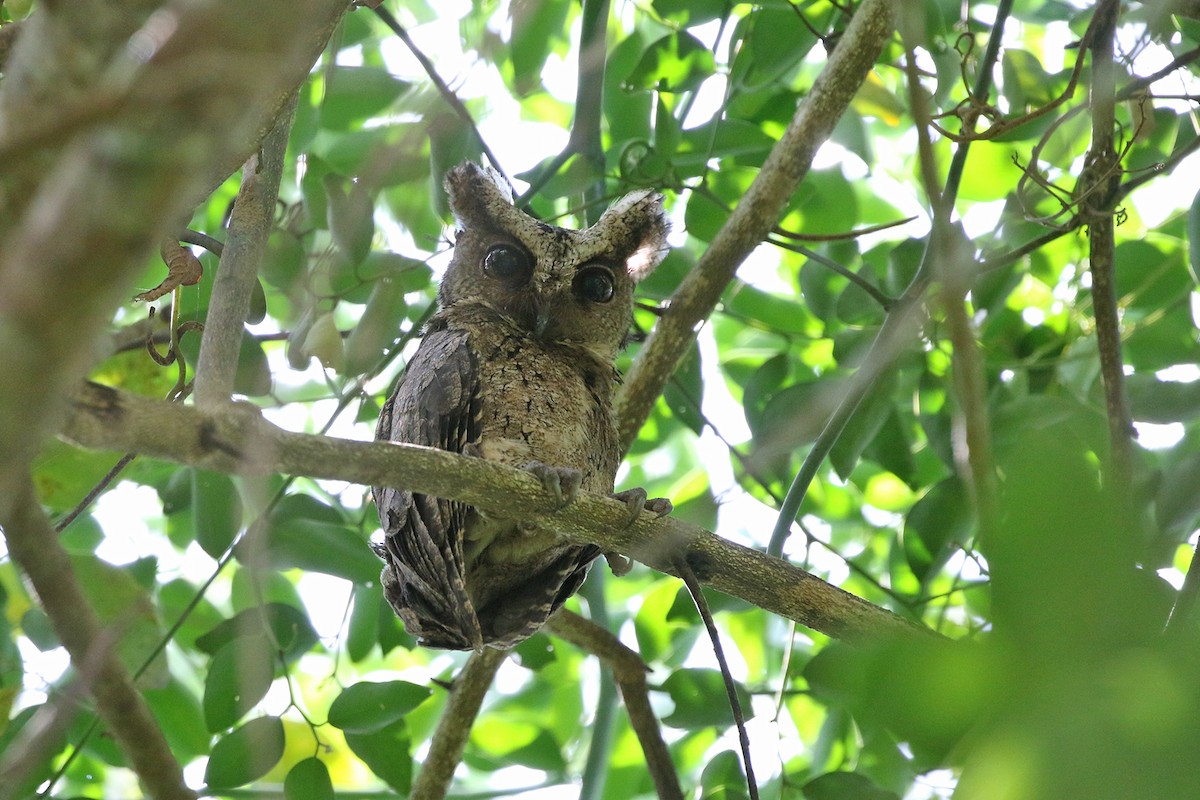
[0,0,349,518]
[546,610,683,800]
[614,0,895,450]
[0,479,195,800]
[194,92,297,407]
[410,648,509,800]
[63,381,930,646]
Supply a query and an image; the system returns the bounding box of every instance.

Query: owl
[373,162,671,650]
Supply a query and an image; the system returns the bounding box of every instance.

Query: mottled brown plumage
[373,162,670,650]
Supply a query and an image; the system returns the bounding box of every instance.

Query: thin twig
[372,6,506,182]
[942,0,1013,202]
[675,559,759,800]
[901,7,998,539]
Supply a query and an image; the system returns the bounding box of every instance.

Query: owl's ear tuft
[444,162,516,227]
[598,189,670,282]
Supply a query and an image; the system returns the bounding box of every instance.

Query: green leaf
[1188,187,1200,281]
[328,680,432,734]
[1127,374,1200,423]
[496,728,567,772]
[724,283,817,335]
[246,513,381,585]
[1156,452,1200,537]
[662,342,704,435]
[651,0,727,25]
[260,230,307,290]
[204,637,277,732]
[204,716,286,789]
[830,367,896,481]
[195,603,319,664]
[699,751,749,800]
[70,554,169,689]
[192,468,242,558]
[802,771,900,800]
[344,720,414,793]
[661,668,751,729]
[346,582,383,663]
[738,7,819,88]
[285,757,334,800]
[904,477,972,582]
[512,632,557,671]
[1001,49,1057,108]
[31,440,121,514]
[625,32,715,93]
[325,174,375,266]
[510,0,570,95]
[1115,240,1191,312]
[144,679,210,761]
[344,274,408,375]
[320,66,411,129]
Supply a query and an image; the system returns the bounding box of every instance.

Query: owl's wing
[373,324,485,650]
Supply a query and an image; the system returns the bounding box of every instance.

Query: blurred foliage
[5,0,1200,798]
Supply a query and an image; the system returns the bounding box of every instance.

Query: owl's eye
[574,266,616,304]
[482,245,532,282]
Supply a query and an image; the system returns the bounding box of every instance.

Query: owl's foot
[523,461,582,508]
[612,488,674,528]
[604,490,672,577]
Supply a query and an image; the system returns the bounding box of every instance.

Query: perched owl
[373,162,671,650]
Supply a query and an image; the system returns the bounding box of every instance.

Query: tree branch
[614,0,895,450]
[546,610,683,800]
[0,478,195,800]
[62,381,930,646]
[0,0,349,519]
[1082,0,1135,497]
[410,649,508,800]
[194,93,296,407]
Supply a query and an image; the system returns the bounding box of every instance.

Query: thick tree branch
[546,610,683,800]
[62,382,929,646]
[410,649,508,800]
[0,0,348,520]
[194,94,296,407]
[614,0,895,450]
[0,479,194,800]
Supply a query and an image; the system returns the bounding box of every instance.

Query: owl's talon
[524,461,582,507]
[612,488,673,528]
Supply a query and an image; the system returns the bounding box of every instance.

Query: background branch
[194,93,296,407]
[1083,0,1135,496]
[0,0,349,516]
[410,649,508,800]
[0,479,194,800]
[546,610,683,800]
[614,0,895,450]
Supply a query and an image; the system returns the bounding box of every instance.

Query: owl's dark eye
[482,244,531,282]
[574,266,615,304]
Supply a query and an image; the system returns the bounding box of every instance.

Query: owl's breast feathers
[373,311,616,649]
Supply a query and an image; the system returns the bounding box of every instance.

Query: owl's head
[438,162,669,361]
